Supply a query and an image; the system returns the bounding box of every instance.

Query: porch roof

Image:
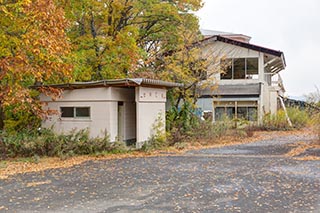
[198,83,261,97]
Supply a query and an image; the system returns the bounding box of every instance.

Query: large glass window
[237,107,247,119]
[214,107,226,121]
[248,107,257,121]
[233,58,246,79]
[226,107,235,119]
[221,59,232,79]
[60,107,90,118]
[220,58,258,80]
[214,101,258,121]
[246,58,259,79]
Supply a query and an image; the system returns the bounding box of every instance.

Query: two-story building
[196,30,286,123]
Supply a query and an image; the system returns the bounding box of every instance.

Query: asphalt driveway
[0,134,319,212]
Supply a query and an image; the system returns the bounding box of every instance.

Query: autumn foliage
[0,0,207,132]
[0,0,72,130]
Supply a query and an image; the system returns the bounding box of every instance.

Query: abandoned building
[38,78,181,148]
[197,29,286,123]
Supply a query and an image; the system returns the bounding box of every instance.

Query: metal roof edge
[31,78,183,89]
[201,35,284,58]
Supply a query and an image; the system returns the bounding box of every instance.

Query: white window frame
[221,57,259,80]
[60,106,91,119]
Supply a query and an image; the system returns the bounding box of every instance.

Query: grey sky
[197,0,320,97]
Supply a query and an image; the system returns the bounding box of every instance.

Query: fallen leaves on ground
[285,141,320,160]
[0,129,314,179]
[294,156,320,161]
[26,180,52,187]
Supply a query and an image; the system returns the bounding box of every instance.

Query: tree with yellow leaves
[0,0,72,131]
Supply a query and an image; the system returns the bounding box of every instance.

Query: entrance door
[118,102,124,142]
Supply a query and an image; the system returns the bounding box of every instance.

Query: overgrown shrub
[311,112,320,143]
[166,102,200,143]
[189,116,233,140]
[287,108,309,128]
[141,114,167,151]
[262,111,289,130]
[3,95,42,134]
[262,108,309,130]
[0,128,128,159]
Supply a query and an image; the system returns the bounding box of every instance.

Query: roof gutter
[31,78,183,90]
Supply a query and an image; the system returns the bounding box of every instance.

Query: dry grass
[0,129,314,179]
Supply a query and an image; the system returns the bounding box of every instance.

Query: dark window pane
[221,59,232,79]
[248,107,257,121]
[233,58,246,79]
[226,107,235,119]
[246,58,259,79]
[215,107,225,121]
[76,107,90,117]
[237,107,248,119]
[61,107,74,118]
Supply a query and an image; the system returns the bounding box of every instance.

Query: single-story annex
[38,78,181,148]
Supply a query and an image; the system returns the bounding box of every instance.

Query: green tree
[61,0,203,80]
[0,0,72,131]
[154,15,220,137]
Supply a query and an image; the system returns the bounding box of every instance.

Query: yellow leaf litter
[0,129,317,179]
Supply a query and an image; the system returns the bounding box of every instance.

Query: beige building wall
[41,87,136,141]
[41,85,168,147]
[42,101,111,138]
[135,87,167,148]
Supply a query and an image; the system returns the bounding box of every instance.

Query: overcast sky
[196,0,320,97]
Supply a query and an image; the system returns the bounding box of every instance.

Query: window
[61,107,90,118]
[221,58,258,80]
[248,107,257,121]
[61,107,74,118]
[246,58,259,79]
[214,101,258,121]
[226,107,235,119]
[214,107,225,121]
[214,107,235,121]
[233,58,246,79]
[237,107,247,119]
[221,59,232,79]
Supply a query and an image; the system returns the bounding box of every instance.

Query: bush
[189,117,233,140]
[287,108,309,128]
[166,102,200,143]
[141,114,168,151]
[0,128,128,159]
[262,111,289,130]
[311,112,320,143]
[262,108,309,130]
[169,115,240,146]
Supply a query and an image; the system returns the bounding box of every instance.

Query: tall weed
[262,108,309,130]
